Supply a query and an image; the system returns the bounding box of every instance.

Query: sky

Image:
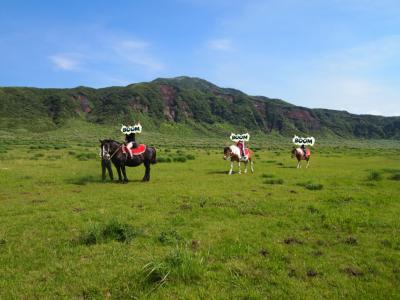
[0,0,399,116]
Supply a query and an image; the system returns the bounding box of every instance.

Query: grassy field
[0,126,399,299]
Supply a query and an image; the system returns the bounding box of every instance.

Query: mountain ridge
[0,76,399,138]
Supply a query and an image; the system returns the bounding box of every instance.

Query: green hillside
[0,76,399,138]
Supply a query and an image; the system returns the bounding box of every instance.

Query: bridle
[102,142,121,161]
[223,148,232,161]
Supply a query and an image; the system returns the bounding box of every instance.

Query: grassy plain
[0,123,399,299]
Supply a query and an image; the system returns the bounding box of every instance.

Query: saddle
[122,144,146,155]
[304,148,311,158]
[239,149,250,161]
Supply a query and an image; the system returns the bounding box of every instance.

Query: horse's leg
[229,161,233,175]
[106,161,114,180]
[143,160,150,182]
[238,161,241,174]
[115,163,123,182]
[121,164,128,183]
[103,160,114,181]
[297,160,300,169]
[306,159,310,168]
[251,160,254,173]
[101,160,107,181]
[244,161,248,174]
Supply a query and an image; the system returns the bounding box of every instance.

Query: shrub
[305,183,323,190]
[298,181,324,190]
[186,154,195,160]
[390,173,400,181]
[157,156,172,163]
[173,156,187,163]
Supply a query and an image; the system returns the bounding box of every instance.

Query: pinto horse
[223,145,254,175]
[100,139,156,183]
[291,147,310,168]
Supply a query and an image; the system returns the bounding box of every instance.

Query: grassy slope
[0,125,399,299]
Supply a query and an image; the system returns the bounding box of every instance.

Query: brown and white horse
[223,145,254,175]
[291,147,310,168]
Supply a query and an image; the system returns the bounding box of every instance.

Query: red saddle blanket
[244,149,250,156]
[305,149,311,157]
[122,144,146,155]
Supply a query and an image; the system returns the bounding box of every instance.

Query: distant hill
[0,76,399,138]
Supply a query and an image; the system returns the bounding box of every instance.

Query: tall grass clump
[79,219,140,245]
[367,171,382,181]
[298,181,324,190]
[264,178,284,185]
[140,246,205,288]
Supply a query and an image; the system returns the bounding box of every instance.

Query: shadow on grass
[66,175,104,185]
[278,165,297,169]
[207,170,229,175]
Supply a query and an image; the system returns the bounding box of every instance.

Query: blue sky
[1,0,399,116]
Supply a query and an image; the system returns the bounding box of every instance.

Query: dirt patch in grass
[284,237,303,245]
[343,266,364,276]
[345,236,358,245]
[307,269,318,277]
[31,199,47,204]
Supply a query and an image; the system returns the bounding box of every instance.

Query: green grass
[0,129,400,299]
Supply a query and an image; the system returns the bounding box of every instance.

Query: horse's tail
[249,149,255,161]
[150,147,157,164]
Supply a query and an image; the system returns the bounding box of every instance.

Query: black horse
[100,139,157,183]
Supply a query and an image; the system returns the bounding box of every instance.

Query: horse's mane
[101,139,121,145]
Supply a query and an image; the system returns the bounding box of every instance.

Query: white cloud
[207,38,234,51]
[112,39,164,70]
[49,53,84,71]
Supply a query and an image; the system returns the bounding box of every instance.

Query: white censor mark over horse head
[292,135,315,146]
[121,123,142,134]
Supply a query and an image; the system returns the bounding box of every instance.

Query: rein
[109,145,122,160]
